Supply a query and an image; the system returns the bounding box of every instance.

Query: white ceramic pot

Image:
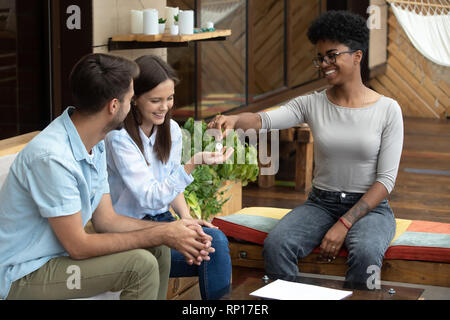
[170,25,179,35]
[159,23,166,34]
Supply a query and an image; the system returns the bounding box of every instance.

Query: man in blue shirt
[0,53,217,300]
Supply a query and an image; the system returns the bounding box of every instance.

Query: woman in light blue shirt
[105,55,233,300]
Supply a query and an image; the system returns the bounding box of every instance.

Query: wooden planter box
[166,179,242,299]
[215,180,243,218]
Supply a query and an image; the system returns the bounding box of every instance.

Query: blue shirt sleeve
[25,155,82,218]
[97,144,110,197]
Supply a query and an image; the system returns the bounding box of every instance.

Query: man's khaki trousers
[7,246,171,300]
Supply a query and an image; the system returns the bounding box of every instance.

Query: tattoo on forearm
[344,200,371,225]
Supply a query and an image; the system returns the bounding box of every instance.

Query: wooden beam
[376,74,424,117]
[0,131,40,156]
[226,78,329,116]
[295,139,313,193]
[387,43,450,109]
[228,242,450,286]
[385,64,438,118]
[388,56,443,116]
[387,10,450,103]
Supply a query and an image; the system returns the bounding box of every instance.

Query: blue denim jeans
[263,187,396,290]
[143,212,231,299]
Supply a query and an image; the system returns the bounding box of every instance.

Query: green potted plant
[158,18,166,34]
[170,15,179,35]
[181,118,259,221]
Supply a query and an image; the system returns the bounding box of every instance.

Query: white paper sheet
[250,279,353,300]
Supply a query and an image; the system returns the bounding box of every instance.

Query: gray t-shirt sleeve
[258,95,308,130]
[375,101,404,193]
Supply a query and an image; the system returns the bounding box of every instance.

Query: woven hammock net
[388,0,450,93]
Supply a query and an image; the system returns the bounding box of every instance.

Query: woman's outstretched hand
[188,146,234,166]
[184,147,234,175]
[197,146,234,165]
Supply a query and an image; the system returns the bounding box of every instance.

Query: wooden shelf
[0,30,16,39]
[108,29,232,51]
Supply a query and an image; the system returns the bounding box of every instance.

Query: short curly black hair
[307,10,369,55]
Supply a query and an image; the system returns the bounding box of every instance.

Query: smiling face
[315,39,362,86]
[135,79,175,128]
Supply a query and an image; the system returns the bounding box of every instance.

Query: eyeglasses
[312,50,357,68]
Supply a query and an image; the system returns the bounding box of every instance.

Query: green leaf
[185,192,202,219]
[181,117,260,220]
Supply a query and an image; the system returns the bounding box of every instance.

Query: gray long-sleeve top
[259,90,404,194]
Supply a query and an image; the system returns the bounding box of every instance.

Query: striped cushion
[212,207,450,263]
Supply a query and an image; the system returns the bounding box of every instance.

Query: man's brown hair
[70,53,139,115]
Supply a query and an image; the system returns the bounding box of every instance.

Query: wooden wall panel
[369,8,449,119]
[252,0,285,96]
[288,0,321,87]
[201,2,246,95]
[200,0,322,97]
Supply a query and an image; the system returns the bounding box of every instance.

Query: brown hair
[70,53,139,115]
[124,55,179,164]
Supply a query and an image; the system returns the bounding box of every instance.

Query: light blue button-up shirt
[0,107,109,299]
[105,120,194,219]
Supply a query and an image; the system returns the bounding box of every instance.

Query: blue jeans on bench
[143,212,231,299]
[263,187,396,290]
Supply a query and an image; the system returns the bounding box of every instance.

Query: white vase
[159,23,166,34]
[143,9,158,35]
[178,10,194,35]
[170,25,179,35]
[165,7,179,28]
[130,10,143,34]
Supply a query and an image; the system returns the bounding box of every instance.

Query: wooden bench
[258,124,314,193]
[212,207,450,287]
[0,131,40,157]
[0,131,200,300]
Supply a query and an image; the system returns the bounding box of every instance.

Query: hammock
[387,0,450,67]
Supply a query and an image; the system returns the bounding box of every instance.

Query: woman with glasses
[208,10,404,289]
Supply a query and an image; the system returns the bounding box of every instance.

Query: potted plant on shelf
[170,14,179,35]
[158,18,166,34]
[181,118,259,221]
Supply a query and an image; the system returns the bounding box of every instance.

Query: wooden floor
[242,117,450,223]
